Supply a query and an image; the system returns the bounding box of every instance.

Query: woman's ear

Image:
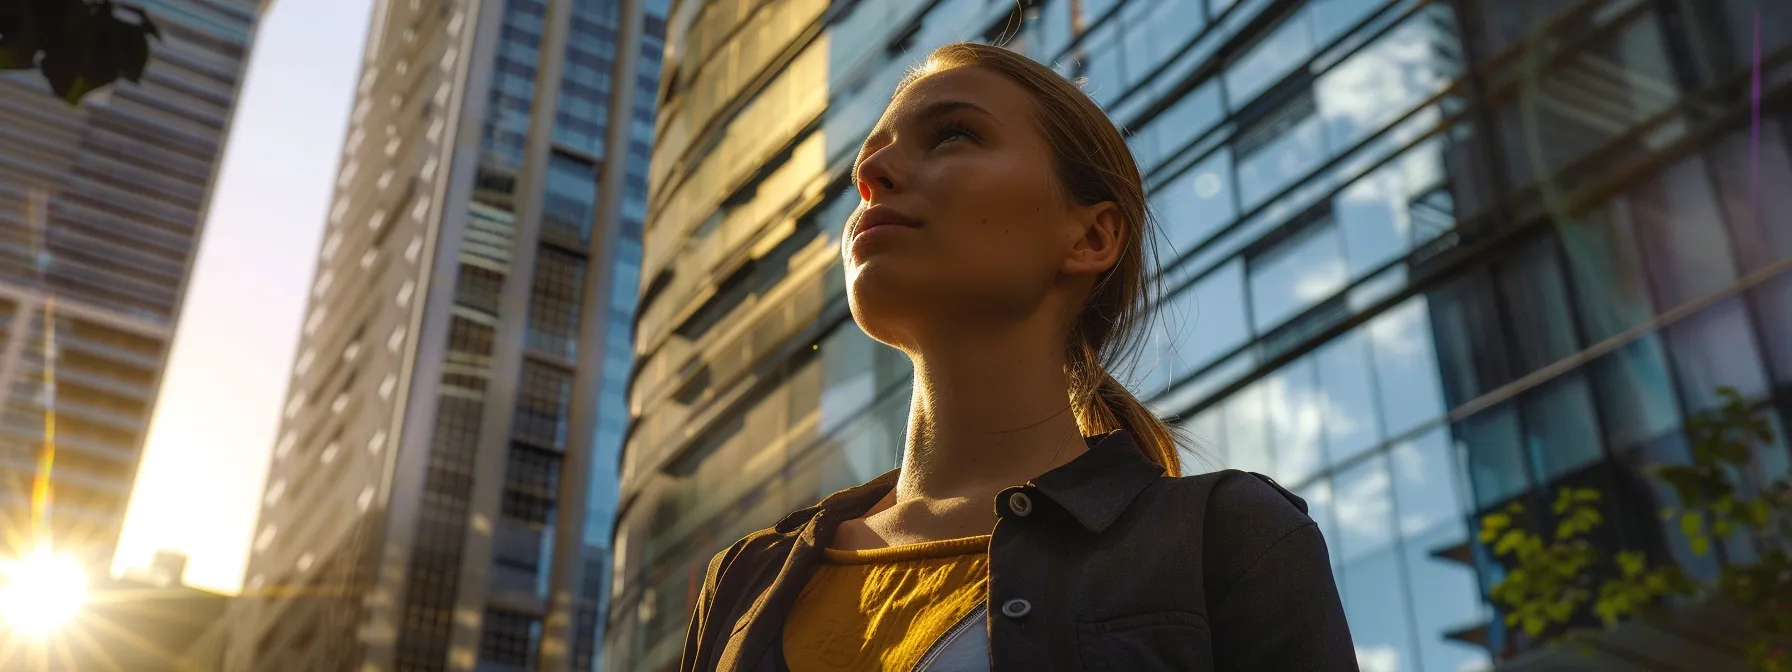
[1063,201,1124,277]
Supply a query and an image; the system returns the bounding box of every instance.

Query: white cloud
[1295,258,1350,302]
[1335,466,1393,552]
[1357,645,1401,672]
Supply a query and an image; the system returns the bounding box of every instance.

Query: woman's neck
[894,321,1089,504]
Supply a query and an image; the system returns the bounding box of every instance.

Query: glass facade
[617,0,1790,670]
[238,0,663,669]
[0,0,262,576]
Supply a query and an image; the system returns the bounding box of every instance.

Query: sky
[111,0,374,596]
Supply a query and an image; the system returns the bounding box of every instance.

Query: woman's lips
[848,206,921,258]
[853,205,921,238]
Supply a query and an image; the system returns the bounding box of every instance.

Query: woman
[679,43,1356,671]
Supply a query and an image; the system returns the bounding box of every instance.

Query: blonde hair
[897,43,1183,476]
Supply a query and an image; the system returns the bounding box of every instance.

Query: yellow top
[782,535,993,672]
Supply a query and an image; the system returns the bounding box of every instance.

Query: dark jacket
[679,430,1358,671]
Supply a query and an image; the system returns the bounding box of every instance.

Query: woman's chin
[847,268,937,340]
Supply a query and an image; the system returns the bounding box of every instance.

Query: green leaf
[1690,535,1710,556]
[1745,499,1772,526]
[1616,551,1646,578]
[1495,528,1531,557]
[1480,512,1510,539]
[1680,513,1703,537]
[1522,613,1547,637]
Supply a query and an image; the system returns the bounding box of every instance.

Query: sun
[0,547,89,637]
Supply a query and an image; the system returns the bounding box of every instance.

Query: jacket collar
[780,429,1166,536]
[1028,429,1167,533]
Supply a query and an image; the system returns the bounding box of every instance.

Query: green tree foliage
[0,0,160,106]
[1480,388,1792,670]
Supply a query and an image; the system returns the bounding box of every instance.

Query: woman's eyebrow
[853,99,1001,181]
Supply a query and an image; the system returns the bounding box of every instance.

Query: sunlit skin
[833,65,1126,551]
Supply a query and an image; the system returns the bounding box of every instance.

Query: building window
[1264,355,1324,486]
[456,263,505,315]
[1457,401,1527,511]
[514,361,572,448]
[1367,298,1446,438]
[1154,147,1236,259]
[1519,373,1603,482]
[543,152,598,242]
[1340,547,1420,672]
[527,246,585,360]
[478,610,537,666]
[1224,7,1317,109]
[1315,330,1382,466]
[1247,218,1348,334]
[1235,85,1327,211]
[1164,260,1250,381]
[501,445,560,526]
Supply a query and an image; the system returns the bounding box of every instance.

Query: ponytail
[1068,342,1183,478]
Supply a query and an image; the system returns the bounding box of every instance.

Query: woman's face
[843,65,1107,349]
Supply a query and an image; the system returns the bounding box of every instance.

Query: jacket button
[1001,598,1032,619]
[1007,491,1033,517]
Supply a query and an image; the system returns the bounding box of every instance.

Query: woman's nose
[857,175,894,201]
[856,151,899,201]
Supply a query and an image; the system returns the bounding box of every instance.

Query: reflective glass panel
[1389,426,1462,538]
[1627,155,1739,310]
[1166,261,1251,379]
[1667,297,1771,412]
[1341,549,1419,672]
[1155,148,1238,258]
[1334,157,1413,279]
[1225,379,1273,474]
[1309,0,1384,45]
[1589,335,1681,452]
[1707,122,1792,273]
[1142,0,1206,73]
[1224,9,1315,108]
[1155,81,1225,156]
[1248,221,1348,333]
[1520,374,1604,482]
[1182,407,1227,474]
[1367,298,1447,437]
[1335,452,1394,563]
[1403,525,1492,672]
[1237,111,1327,210]
[1456,403,1527,510]
[1081,25,1125,105]
[1266,357,1326,486]
[1560,201,1655,342]
[1497,237,1580,374]
[1316,330,1383,465]
[1751,273,1792,386]
[1315,12,1456,147]
[819,323,878,435]
[1430,269,1512,409]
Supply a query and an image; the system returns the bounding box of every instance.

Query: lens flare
[0,548,89,637]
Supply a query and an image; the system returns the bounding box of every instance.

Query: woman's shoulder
[706,505,818,569]
[1161,470,1320,572]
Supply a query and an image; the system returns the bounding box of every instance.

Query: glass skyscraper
[236,0,663,669]
[615,0,1790,670]
[0,1,263,575]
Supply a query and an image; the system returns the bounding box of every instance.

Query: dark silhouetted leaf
[0,0,160,105]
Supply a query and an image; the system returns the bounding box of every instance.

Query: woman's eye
[934,125,973,146]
